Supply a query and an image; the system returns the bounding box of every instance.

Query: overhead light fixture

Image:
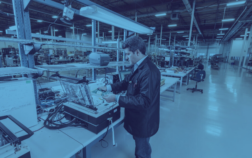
[222,18,235,22]
[183,35,189,37]
[155,13,166,17]
[102,41,117,44]
[168,24,177,27]
[108,30,112,33]
[217,33,225,36]
[219,28,229,31]
[54,29,58,32]
[86,24,92,27]
[80,5,153,34]
[227,1,246,7]
[52,15,58,19]
[37,20,43,23]
[177,31,184,33]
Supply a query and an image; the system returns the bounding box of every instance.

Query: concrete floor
[90,63,252,158]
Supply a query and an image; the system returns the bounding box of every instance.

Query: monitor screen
[119,70,131,81]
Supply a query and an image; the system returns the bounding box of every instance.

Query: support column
[240,28,248,67]
[112,26,115,40]
[97,21,100,43]
[160,25,163,46]
[123,29,127,70]
[116,38,119,72]
[188,0,196,46]
[169,31,171,46]
[135,12,137,36]
[148,36,151,54]
[92,19,96,80]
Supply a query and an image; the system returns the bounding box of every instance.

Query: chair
[187,70,206,94]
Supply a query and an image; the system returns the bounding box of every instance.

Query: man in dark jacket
[99,36,160,158]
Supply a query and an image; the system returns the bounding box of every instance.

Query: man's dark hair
[122,36,146,55]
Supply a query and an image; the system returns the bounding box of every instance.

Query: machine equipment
[45,74,120,134]
[89,52,110,66]
[0,48,20,67]
[0,115,33,158]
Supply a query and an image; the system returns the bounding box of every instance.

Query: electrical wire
[46,12,62,34]
[99,120,110,148]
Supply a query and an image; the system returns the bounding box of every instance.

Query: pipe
[222,6,248,42]
[188,0,195,46]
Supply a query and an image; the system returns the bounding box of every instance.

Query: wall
[229,39,244,59]
[196,42,222,59]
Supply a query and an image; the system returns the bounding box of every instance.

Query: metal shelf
[0,67,39,77]
[36,61,131,72]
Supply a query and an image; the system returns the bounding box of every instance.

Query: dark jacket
[111,57,161,138]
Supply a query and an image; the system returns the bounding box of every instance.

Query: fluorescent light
[80,5,153,34]
[168,24,177,27]
[86,24,92,27]
[227,1,246,7]
[219,28,229,31]
[183,35,189,37]
[54,29,58,32]
[155,13,166,17]
[108,30,112,33]
[222,18,235,22]
[52,15,58,19]
[102,41,117,44]
[37,20,43,23]
[177,31,184,33]
[217,33,225,36]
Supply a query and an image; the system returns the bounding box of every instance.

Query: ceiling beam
[182,0,205,41]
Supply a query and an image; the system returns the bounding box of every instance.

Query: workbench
[160,66,196,93]
[16,76,179,158]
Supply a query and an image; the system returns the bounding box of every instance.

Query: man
[98,36,161,158]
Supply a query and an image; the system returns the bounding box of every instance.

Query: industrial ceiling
[0,0,251,43]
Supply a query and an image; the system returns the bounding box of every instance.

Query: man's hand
[103,94,116,103]
[98,86,107,92]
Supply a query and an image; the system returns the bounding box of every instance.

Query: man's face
[124,48,137,65]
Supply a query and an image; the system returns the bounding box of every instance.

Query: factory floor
[90,63,252,158]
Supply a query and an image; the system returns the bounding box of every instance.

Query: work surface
[16,77,179,158]
[36,61,131,72]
